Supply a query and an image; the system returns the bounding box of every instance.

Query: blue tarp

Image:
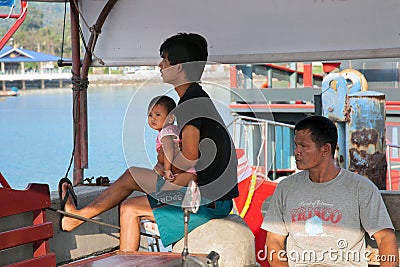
[0,46,61,63]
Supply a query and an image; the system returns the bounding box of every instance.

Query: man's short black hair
[159,33,208,82]
[294,115,338,157]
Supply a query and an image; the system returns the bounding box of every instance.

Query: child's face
[148,104,173,131]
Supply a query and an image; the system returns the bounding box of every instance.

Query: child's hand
[163,170,175,182]
[153,162,164,176]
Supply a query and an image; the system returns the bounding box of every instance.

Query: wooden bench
[0,181,186,267]
[0,183,56,267]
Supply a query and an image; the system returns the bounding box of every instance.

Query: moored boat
[0,88,18,97]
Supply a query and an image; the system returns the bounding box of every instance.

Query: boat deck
[61,251,184,267]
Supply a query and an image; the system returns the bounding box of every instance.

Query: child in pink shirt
[147,95,197,186]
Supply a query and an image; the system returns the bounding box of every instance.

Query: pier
[0,69,72,90]
[0,45,72,90]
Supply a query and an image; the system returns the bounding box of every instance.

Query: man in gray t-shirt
[262,116,398,266]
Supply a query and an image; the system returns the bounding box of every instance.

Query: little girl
[147,95,197,188]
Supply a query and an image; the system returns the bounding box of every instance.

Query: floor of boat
[61,251,183,267]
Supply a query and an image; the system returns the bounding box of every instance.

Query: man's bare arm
[266,232,288,267]
[373,228,398,267]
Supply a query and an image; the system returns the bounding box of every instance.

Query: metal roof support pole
[289,63,297,88]
[71,0,118,185]
[71,0,83,185]
[267,67,272,88]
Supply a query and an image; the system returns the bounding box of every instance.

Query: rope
[63,70,88,180]
[70,0,105,65]
[63,90,78,180]
[89,25,104,65]
[58,0,67,64]
[70,0,90,30]
[70,0,90,62]
[239,121,266,218]
[46,207,160,240]
[71,71,89,91]
[239,172,257,218]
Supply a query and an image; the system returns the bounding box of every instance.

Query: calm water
[0,81,232,191]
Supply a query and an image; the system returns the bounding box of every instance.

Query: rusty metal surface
[348,148,387,189]
[347,92,386,189]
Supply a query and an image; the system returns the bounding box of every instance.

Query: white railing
[231,115,295,180]
[231,115,400,188]
[0,71,71,81]
[387,143,400,191]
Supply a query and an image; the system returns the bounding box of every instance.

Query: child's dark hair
[159,33,208,82]
[294,116,338,158]
[148,95,176,114]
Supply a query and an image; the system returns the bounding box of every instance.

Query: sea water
[0,82,233,191]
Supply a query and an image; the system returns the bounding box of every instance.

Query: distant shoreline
[87,71,232,87]
[11,69,267,91]
[87,71,266,87]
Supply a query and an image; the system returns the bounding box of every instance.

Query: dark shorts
[146,175,233,247]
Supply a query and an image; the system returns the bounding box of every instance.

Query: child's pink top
[156,125,180,152]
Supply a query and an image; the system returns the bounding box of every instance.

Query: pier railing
[0,68,72,90]
[231,115,400,189]
[0,69,72,81]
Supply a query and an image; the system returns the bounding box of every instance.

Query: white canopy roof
[31,0,400,66]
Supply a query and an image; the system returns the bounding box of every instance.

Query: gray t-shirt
[261,169,393,266]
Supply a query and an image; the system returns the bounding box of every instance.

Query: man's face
[158,52,179,84]
[294,129,325,170]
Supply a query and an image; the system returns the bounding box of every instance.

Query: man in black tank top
[59,33,239,251]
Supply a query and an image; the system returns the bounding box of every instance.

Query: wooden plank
[0,222,53,250]
[3,253,56,267]
[61,251,183,267]
[0,184,51,217]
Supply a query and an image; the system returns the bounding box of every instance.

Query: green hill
[0,2,70,57]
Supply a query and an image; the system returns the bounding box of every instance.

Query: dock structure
[0,70,72,90]
[0,45,71,90]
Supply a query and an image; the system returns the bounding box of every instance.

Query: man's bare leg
[119,195,155,251]
[61,166,157,231]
